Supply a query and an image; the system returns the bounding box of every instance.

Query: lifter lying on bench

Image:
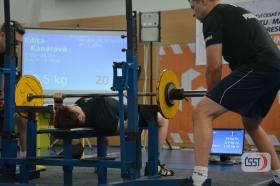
[53,92,175,176]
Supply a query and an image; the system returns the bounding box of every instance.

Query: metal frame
[0,0,18,182]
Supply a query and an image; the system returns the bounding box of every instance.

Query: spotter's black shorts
[206,69,280,118]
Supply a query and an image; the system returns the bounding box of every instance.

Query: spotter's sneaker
[144,161,175,176]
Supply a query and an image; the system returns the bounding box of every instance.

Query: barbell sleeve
[181,90,207,97]
[169,89,206,100]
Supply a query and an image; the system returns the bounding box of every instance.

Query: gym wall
[39,8,280,148]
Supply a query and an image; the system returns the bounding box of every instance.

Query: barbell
[15,70,207,119]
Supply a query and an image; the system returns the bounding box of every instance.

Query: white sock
[271,169,280,184]
[158,148,163,160]
[192,166,208,186]
[20,151,26,158]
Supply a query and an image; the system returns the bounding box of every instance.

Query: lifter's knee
[14,113,27,132]
[192,104,213,122]
[192,97,226,122]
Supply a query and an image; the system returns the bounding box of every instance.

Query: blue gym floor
[28,146,275,186]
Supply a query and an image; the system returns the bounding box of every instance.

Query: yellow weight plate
[156,70,180,119]
[15,75,44,107]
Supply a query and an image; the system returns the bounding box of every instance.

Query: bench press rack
[0,105,162,185]
[0,0,186,185]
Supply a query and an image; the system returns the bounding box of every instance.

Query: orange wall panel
[160,43,280,146]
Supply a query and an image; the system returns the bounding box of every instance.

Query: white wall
[0,0,255,27]
[38,0,256,22]
[0,0,41,27]
[39,0,189,22]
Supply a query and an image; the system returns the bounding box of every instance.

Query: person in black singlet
[53,92,174,176]
[185,0,280,186]
[54,96,124,136]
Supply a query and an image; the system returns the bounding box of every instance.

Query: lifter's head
[54,105,86,129]
[188,0,219,22]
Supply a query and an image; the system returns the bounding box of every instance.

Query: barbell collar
[165,83,177,106]
[169,88,184,101]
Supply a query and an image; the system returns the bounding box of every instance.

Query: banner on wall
[195,0,280,66]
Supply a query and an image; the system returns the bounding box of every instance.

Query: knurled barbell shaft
[27,92,156,101]
[27,90,206,102]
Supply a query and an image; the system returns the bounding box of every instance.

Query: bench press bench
[15,106,118,184]
[37,127,119,185]
[37,127,111,158]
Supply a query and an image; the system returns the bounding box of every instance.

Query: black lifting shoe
[144,161,175,177]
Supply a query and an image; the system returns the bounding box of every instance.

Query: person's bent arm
[205,44,223,90]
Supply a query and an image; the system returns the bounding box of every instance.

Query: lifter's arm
[53,92,64,110]
[205,44,223,90]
